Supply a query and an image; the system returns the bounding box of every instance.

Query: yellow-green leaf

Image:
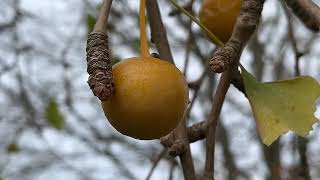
[6,143,19,153]
[45,100,65,130]
[241,66,320,145]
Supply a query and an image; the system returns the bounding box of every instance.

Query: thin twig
[284,0,320,32]
[281,0,302,76]
[145,149,167,180]
[93,0,113,33]
[168,160,177,180]
[146,0,174,64]
[183,19,193,76]
[203,70,233,180]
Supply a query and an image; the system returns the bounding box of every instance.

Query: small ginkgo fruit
[102,57,188,139]
[101,0,188,140]
[199,0,241,43]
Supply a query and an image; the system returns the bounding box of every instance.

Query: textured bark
[86,32,114,101]
[209,0,265,73]
[86,0,114,101]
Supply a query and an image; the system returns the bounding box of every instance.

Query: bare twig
[281,1,302,76]
[146,0,174,64]
[203,71,233,180]
[93,0,113,33]
[168,160,177,180]
[183,19,193,76]
[145,149,167,180]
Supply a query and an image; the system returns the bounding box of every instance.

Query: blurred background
[0,0,320,179]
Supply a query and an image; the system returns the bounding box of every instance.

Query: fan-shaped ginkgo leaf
[241,66,320,145]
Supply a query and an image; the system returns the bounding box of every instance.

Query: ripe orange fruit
[101,56,188,140]
[199,0,241,43]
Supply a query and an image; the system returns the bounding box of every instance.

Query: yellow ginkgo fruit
[101,0,188,140]
[199,0,241,43]
[102,57,188,139]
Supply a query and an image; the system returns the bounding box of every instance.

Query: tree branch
[146,0,174,64]
[284,0,320,32]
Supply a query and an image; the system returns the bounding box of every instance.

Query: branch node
[209,40,241,73]
[160,133,187,157]
[168,140,187,157]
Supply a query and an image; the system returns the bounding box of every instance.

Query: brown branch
[203,71,232,180]
[93,0,113,33]
[284,0,320,32]
[162,120,208,147]
[86,0,114,101]
[183,19,193,76]
[182,0,195,76]
[203,0,265,179]
[146,1,196,180]
[146,0,174,64]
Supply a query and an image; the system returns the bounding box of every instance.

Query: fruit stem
[140,0,150,57]
[168,0,224,47]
